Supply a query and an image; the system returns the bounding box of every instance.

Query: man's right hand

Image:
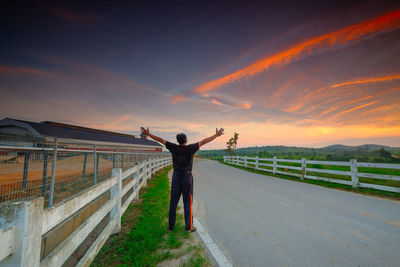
[140,127,150,135]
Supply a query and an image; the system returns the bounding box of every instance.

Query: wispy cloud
[0,65,48,75]
[186,10,400,95]
[169,93,190,104]
[197,94,252,110]
[332,73,400,88]
[38,55,169,97]
[284,73,400,115]
[330,101,379,119]
[47,6,104,24]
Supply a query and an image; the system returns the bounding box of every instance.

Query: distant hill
[198,144,400,163]
[203,144,399,153]
[320,144,397,151]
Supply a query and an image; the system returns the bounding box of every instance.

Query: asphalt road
[191,159,400,267]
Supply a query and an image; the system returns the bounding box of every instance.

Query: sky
[1,0,400,149]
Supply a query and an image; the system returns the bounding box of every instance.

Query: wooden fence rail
[0,156,172,267]
[223,156,400,193]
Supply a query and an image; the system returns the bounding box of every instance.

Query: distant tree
[233,132,239,148]
[226,138,234,155]
[379,148,391,161]
[226,132,239,156]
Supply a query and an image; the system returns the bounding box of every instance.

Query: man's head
[176,133,187,145]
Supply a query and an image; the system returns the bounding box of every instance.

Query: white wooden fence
[223,155,400,193]
[0,156,172,267]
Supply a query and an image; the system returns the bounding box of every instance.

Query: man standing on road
[140,127,224,232]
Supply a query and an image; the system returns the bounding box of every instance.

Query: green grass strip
[119,167,172,266]
[221,161,400,199]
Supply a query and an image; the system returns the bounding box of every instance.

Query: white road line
[193,218,232,267]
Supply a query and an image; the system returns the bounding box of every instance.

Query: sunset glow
[1,1,399,149]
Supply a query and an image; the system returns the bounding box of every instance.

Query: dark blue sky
[1,0,400,148]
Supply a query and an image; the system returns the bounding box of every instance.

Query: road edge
[193,218,232,267]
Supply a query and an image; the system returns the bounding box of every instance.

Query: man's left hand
[216,128,224,136]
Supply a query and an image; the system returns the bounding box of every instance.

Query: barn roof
[0,118,162,148]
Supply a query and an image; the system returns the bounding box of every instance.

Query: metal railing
[0,133,164,207]
[223,155,400,193]
[0,155,172,266]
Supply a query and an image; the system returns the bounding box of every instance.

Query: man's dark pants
[169,170,193,231]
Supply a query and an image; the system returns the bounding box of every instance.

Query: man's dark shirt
[165,141,199,171]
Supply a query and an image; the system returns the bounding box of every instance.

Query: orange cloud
[331,101,379,119]
[0,65,47,75]
[169,93,190,104]
[211,99,224,106]
[240,103,251,109]
[193,10,400,94]
[207,96,251,109]
[332,73,400,88]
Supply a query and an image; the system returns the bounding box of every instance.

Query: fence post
[143,160,148,186]
[93,144,97,185]
[1,198,43,267]
[273,156,277,174]
[42,152,48,197]
[96,153,100,179]
[244,156,248,168]
[301,158,306,180]
[149,157,152,178]
[236,155,239,165]
[110,168,122,234]
[48,138,58,208]
[116,148,119,168]
[350,159,359,188]
[255,156,259,169]
[82,153,87,177]
[134,163,139,200]
[22,152,30,189]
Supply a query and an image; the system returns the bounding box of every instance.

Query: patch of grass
[180,251,209,267]
[221,161,400,200]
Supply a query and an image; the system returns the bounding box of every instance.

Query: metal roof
[0,118,162,148]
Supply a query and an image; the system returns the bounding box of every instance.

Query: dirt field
[0,155,116,203]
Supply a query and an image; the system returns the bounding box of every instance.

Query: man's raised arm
[140,127,166,145]
[198,128,224,148]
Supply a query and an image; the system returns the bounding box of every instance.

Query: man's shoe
[187,227,197,233]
